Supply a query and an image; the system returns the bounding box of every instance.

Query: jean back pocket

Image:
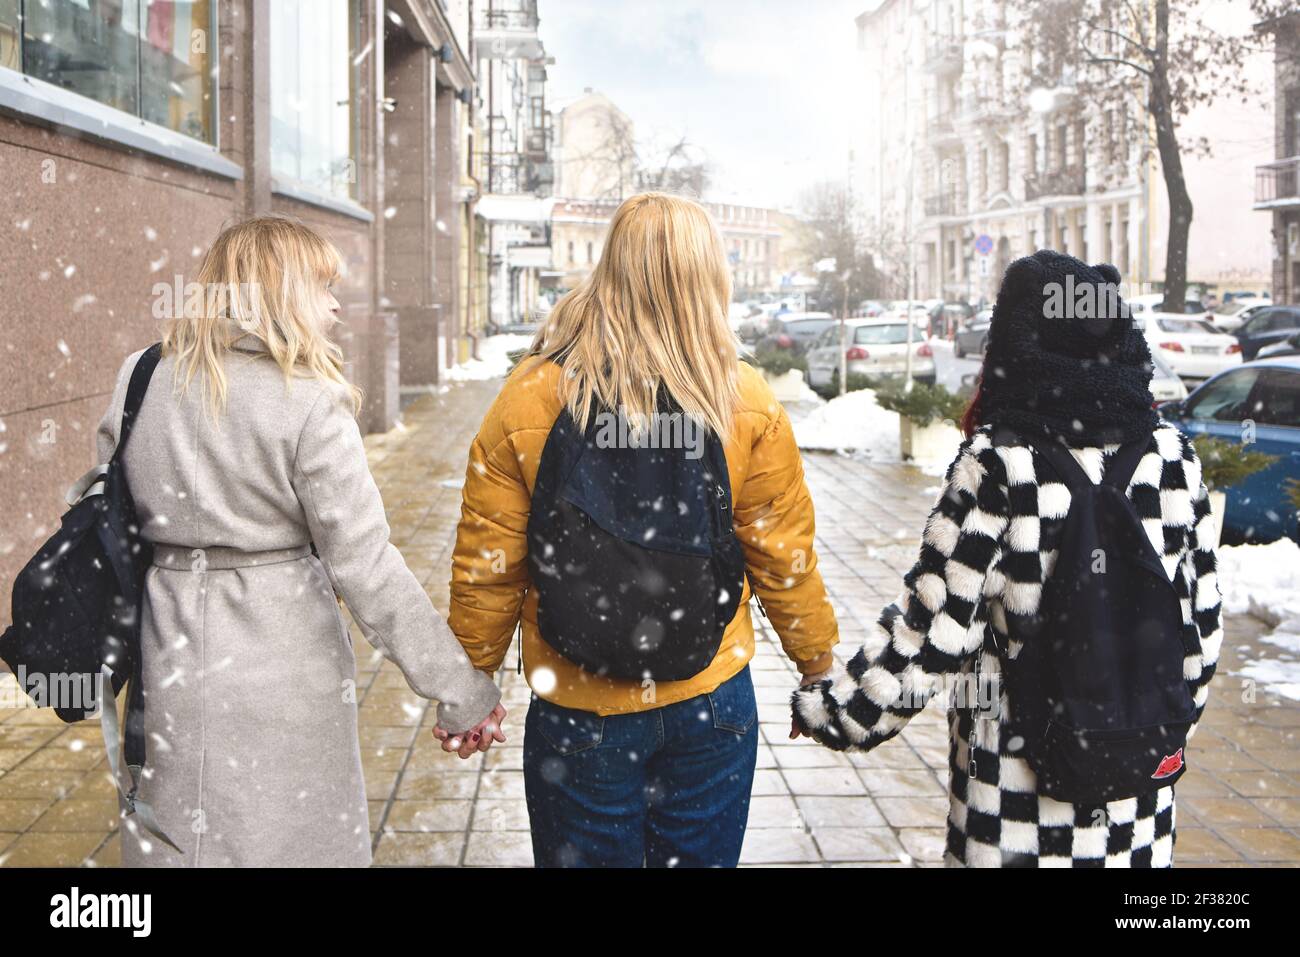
[707,668,757,735]
[533,697,605,755]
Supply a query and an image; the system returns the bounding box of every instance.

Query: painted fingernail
[470,732,481,742]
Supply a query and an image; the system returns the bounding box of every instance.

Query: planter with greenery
[1191,435,1280,545]
[874,380,967,463]
[746,348,810,401]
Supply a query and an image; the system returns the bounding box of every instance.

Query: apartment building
[471,0,555,331]
[854,0,1271,304]
[1255,10,1300,303]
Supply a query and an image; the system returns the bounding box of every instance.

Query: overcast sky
[538,0,871,211]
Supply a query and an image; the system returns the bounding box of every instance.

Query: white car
[1132,311,1241,380]
[1148,349,1188,404]
[1127,292,1212,321]
[805,318,936,390]
[1211,300,1270,333]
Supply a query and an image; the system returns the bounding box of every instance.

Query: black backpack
[998,431,1196,804]
[526,400,745,682]
[0,343,178,850]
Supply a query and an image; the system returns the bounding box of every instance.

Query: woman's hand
[789,666,833,740]
[433,702,508,759]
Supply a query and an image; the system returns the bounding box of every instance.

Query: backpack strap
[110,343,163,464]
[1024,434,1093,494]
[1101,433,1154,493]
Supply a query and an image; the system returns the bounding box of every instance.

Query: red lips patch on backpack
[1152,748,1184,780]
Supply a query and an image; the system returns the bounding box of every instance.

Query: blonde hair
[162,216,362,416]
[527,193,739,438]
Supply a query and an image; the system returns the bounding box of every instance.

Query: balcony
[926,114,961,149]
[1025,165,1086,200]
[924,37,963,76]
[479,151,552,196]
[476,3,543,59]
[1254,157,1300,209]
[924,193,966,217]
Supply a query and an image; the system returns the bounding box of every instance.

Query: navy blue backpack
[526,398,746,682]
[1000,431,1196,804]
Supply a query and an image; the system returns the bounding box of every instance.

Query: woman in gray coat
[98,217,502,867]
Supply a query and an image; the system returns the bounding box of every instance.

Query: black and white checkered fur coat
[793,422,1222,867]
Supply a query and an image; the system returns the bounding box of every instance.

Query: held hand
[789,667,832,740]
[434,702,508,759]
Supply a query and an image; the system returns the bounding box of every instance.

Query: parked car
[1212,300,1270,333]
[954,308,993,359]
[930,300,975,338]
[1258,332,1300,360]
[1158,357,1300,543]
[805,318,936,392]
[737,313,780,345]
[1149,349,1189,404]
[1132,310,1240,381]
[1128,292,1213,320]
[1235,304,1300,361]
[769,313,836,352]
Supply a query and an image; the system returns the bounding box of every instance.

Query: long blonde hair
[162,216,362,416]
[528,193,740,437]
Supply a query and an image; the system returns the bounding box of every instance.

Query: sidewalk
[1,376,1298,867]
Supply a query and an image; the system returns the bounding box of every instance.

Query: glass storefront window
[7,0,215,144]
[140,1,215,142]
[270,0,358,201]
[0,1,20,72]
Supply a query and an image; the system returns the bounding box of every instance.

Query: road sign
[978,256,990,277]
[974,234,994,256]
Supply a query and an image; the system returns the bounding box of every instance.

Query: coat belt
[151,543,312,571]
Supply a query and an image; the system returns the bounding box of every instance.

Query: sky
[537,0,872,211]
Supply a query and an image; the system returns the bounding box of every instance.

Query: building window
[1,0,216,143]
[271,0,359,201]
[567,241,574,264]
[586,241,593,264]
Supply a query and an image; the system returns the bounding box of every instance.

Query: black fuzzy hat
[978,250,1158,447]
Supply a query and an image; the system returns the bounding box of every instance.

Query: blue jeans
[523,667,759,868]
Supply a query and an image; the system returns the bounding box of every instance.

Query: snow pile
[792,388,901,460]
[1217,538,1300,701]
[444,334,533,382]
[1217,539,1300,625]
[764,368,820,403]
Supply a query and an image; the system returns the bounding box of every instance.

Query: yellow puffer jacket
[448,357,839,715]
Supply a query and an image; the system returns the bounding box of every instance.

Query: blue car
[1158,357,1300,544]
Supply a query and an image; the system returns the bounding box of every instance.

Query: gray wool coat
[96,337,501,867]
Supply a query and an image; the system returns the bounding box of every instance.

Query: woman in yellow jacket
[446,193,838,867]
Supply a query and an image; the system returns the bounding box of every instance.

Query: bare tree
[561,105,710,201]
[636,135,712,199]
[561,106,638,201]
[799,181,884,313]
[1009,0,1286,311]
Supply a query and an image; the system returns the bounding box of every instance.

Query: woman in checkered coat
[792,251,1223,867]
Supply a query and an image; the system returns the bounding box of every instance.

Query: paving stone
[858,768,946,797]
[372,831,465,867]
[782,768,867,797]
[740,827,820,865]
[0,830,105,867]
[384,799,474,833]
[795,795,886,828]
[874,797,949,829]
[464,830,534,866]
[812,826,906,863]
